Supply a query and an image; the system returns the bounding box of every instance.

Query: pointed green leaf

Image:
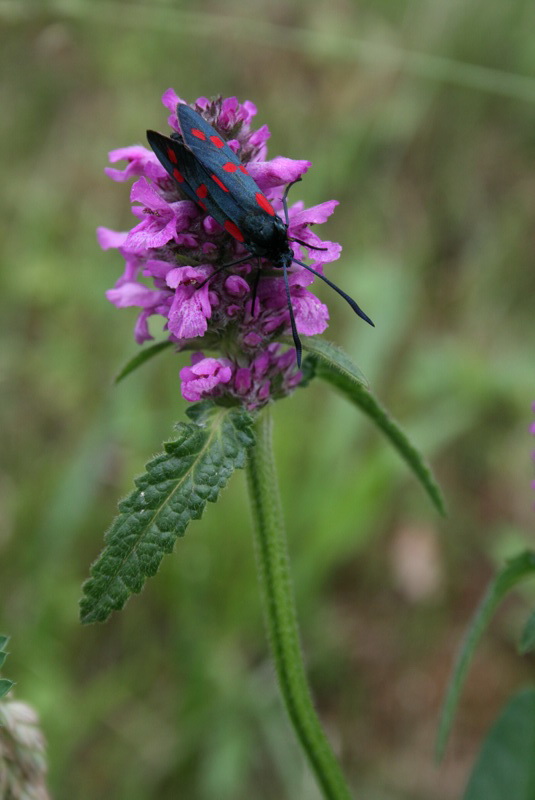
[436,551,535,760]
[286,335,369,389]
[519,608,535,654]
[114,340,173,384]
[80,403,255,624]
[0,635,9,651]
[0,679,13,699]
[0,652,6,669]
[295,336,445,515]
[463,689,535,800]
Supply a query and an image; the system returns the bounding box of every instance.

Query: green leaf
[0,635,9,651]
[80,403,255,624]
[0,679,13,699]
[436,551,535,760]
[0,652,6,670]
[296,336,445,515]
[287,335,369,389]
[114,340,173,383]
[463,689,535,800]
[520,608,535,654]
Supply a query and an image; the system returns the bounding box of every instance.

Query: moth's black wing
[177,105,279,227]
[147,128,251,238]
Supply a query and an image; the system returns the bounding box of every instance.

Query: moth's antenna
[292,258,374,327]
[196,255,252,289]
[290,237,327,252]
[282,260,302,367]
[281,179,302,226]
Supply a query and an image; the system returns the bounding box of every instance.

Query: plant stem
[246,409,353,800]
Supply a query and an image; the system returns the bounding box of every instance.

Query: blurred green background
[1,1,534,798]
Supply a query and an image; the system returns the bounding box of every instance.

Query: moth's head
[242,212,291,261]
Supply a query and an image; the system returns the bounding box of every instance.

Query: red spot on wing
[191,128,206,140]
[166,147,178,164]
[172,168,184,183]
[255,192,275,216]
[224,220,245,242]
[211,174,229,192]
[210,135,224,148]
[196,184,208,199]
[222,162,249,175]
[197,201,207,211]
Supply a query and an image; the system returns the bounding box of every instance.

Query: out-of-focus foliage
[463,689,535,800]
[436,551,535,760]
[1,1,534,798]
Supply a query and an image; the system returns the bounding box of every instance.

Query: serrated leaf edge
[80,407,254,623]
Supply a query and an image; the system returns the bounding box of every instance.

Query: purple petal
[224,275,250,297]
[203,216,223,236]
[109,145,149,164]
[106,282,169,309]
[243,331,263,347]
[219,97,240,128]
[130,177,170,211]
[134,310,154,344]
[252,351,270,375]
[238,100,257,123]
[309,242,342,265]
[162,88,182,112]
[115,255,141,285]
[168,283,212,339]
[277,348,297,370]
[179,356,233,402]
[166,265,210,289]
[97,227,128,250]
[194,97,211,111]
[290,237,342,266]
[124,215,178,252]
[248,158,311,191]
[105,146,166,183]
[249,124,270,150]
[293,290,329,335]
[235,368,252,394]
[290,200,338,226]
[143,259,175,279]
[258,381,271,400]
[162,88,184,130]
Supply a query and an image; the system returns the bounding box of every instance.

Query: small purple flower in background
[98,91,344,410]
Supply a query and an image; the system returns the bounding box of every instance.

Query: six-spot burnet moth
[147,104,374,367]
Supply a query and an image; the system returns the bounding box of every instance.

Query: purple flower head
[100,91,345,410]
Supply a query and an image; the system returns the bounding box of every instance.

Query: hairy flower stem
[246,410,353,800]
